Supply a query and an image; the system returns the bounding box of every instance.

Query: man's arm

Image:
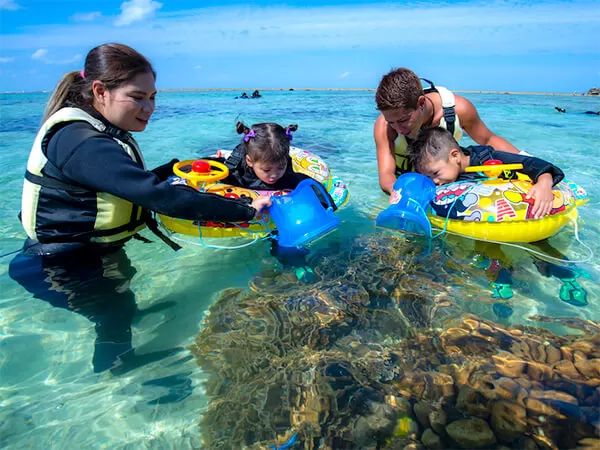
[374,114,398,194]
[455,95,521,154]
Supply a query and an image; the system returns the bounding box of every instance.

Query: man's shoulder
[453,94,477,118]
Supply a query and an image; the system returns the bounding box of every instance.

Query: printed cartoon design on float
[205,183,289,201]
[430,182,481,221]
[430,179,577,223]
[290,147,331,187]
[329,176,349,207]
[565,180,588,203]
[427,177,588,242]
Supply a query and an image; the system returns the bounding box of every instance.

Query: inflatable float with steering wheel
[377,160,589,243]
[158,147,349,239]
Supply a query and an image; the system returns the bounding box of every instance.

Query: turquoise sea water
[1,90,599,448]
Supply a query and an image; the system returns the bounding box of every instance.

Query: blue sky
[1,0,599,93]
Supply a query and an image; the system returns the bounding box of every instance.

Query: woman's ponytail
[42,70,87,122]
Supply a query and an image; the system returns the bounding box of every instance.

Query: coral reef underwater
[190,233,599,449]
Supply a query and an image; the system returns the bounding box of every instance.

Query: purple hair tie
[244,129,256,142]
[286,128,293,141]
[80,69,85,79]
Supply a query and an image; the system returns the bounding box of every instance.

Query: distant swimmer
[554,107,566,113]
[584,111,600,115]
[251,90,261,98]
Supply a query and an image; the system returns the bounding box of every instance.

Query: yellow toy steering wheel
[465,162,523,178]
[173,159,229,187]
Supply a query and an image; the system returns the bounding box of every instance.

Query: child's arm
[526,173,554,218]
[487,149,563,218]
[488,149,564,185]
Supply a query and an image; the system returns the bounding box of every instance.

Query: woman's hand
[251,195,272,217]
[526,174,554,219]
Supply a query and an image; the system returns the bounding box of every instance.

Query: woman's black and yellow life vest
[394,81,464,175]
[21,107,148,246]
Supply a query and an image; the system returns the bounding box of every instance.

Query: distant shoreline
[1,88,595,97]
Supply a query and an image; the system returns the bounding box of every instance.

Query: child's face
[421,153,461,186]
[247,157,287,185]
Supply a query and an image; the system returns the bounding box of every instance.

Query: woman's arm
[59,134,257,222]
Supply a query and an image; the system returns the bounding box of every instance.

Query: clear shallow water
[0,90,599,448]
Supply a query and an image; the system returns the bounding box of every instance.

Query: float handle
[465,160,523,178]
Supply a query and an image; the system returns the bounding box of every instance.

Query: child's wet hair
[236,121,298,164]
[407,127,460,172]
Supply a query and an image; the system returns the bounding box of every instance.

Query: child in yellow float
[214,121,335,282]
[407,127,587,316]
[218,121,312,190]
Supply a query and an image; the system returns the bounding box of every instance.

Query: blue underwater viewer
[9,43,271,374]
[386,127,587,314]
[210,121,339,281]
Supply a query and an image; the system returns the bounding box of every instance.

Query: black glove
[151,158,180,182]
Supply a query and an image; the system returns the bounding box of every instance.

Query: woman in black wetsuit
[9,43,271,374]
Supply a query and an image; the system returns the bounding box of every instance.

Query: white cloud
[2,2,599,59]
[195,65,202,69]
[0,0,21,11]
[339,72,350,78]
[0,57,15,63]
[30,48,82,64]
[31,48,48,60]
[114,0,163,27]
[71,11,102,22]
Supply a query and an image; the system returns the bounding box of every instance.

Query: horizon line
[1,88,596,97]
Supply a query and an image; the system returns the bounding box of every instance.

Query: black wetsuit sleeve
[489,149,564,185]
[273,170,312,190]
[465,145,564,186]
[49,125,256,222]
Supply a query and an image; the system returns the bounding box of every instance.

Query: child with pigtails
[216,121,334,282]
[219,121,312,190]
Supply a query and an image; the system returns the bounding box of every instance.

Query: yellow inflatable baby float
[380,163,588,243]
[158,147,349,239]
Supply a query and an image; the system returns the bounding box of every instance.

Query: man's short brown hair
[375,68,423,111]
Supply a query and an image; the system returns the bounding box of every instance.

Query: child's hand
[251,195,272,216]
[526,174,554,219]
